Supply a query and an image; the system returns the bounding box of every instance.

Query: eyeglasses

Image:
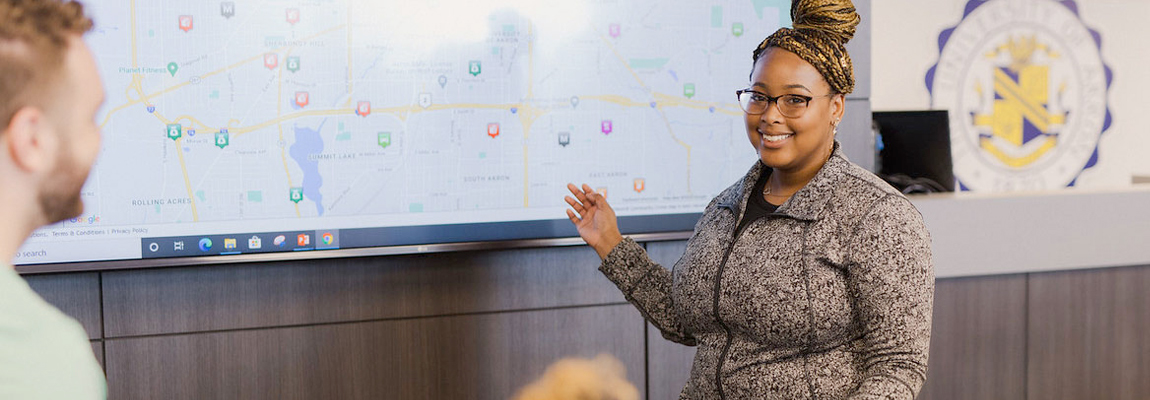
[736,89,835,118]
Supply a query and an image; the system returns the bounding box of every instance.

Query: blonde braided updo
[753,0,860,94]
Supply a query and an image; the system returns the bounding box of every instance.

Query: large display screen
[15,0,787,271]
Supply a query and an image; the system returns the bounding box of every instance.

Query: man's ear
[4,106,55,173]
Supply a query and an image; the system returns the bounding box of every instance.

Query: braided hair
[753,0,860,95]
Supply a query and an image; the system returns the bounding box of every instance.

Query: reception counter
[912,185,1150,277]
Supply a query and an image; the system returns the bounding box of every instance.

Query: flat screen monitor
[14,0,792,272]
[873,110,956,193]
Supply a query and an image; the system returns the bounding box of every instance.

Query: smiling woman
[564,0,936,398]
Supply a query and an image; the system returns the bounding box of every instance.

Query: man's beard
[38,144,88,224]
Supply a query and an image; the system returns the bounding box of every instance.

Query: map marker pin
[286,8,300,25]
[215,131,230,149]
[179,15,193,32]
[377,132,391,149]
[221,2,235,19]
[570,96,580,109]
[438,75,447,88]
[166,124,182,141]
[167,62,179,76]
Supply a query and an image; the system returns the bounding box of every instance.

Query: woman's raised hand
[565,183,624,259]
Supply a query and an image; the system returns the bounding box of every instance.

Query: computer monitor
[872,110,956,193]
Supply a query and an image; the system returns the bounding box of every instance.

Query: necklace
[764,175,791,202]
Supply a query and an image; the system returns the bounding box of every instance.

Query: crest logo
[927,0,1112,191]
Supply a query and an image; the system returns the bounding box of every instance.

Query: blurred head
[512,354,639,400]
[0,0,101,224]
[740,0,858,173]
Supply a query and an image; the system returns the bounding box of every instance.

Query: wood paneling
[1027,265,1150,400]
[643,240,696,400]
[646,324,695,400]
[24,272,102,339]
[105,305,645,400]
[91,340,104,369]
[917,274,1028,400]
[102,246,618,337]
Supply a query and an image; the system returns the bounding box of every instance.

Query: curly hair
[512,354,639,400]
[0,0,93,129]
[753,0,860,94]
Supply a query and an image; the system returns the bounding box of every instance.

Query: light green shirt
[0,265,107,399]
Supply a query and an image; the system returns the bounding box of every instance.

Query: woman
[563,0,934,398]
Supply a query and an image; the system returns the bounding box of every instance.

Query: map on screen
[15,0,786,268]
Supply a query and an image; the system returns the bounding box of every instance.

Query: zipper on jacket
[712,204,749,400]
[712,201,795,399]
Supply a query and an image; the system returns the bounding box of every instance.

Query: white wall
[872,0,1150,189]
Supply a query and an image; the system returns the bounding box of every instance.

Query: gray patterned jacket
[600,144,934,399]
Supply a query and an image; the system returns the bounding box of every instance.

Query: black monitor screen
[873,110,956,193]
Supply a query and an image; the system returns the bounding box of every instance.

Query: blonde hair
[0,0,93,129]
[753,0,860,94]
[512,354,639,400]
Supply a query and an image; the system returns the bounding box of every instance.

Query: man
[0,0,108,398]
